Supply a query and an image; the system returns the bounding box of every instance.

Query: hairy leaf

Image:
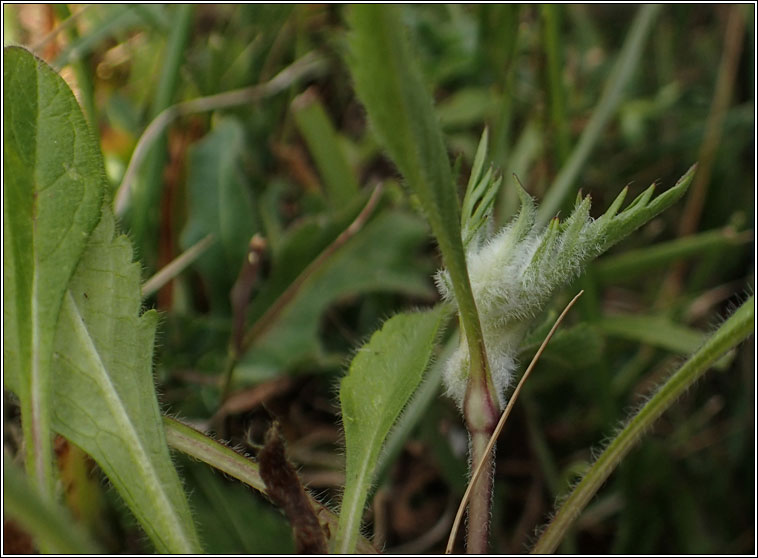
[3,46,105,492]
[347,5,493,398]
[437,166,696,408]
[336,306,449,553]
[532,296,754,553]
[3,46,200,553]
[51,209,202,553]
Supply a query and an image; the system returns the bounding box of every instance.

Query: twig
[141,234,215,299]
[446,290,584,554]
[114,51,327,216]
[240,183,384,352]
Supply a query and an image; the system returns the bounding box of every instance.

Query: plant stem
[462,374,499,553]
[451,291,584,553]
[531,295,754,554]
[466,428,496,554]
[114,51,326,216]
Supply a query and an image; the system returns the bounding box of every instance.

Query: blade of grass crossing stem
[141,233,215,299]
[532,296,754,554]
[536,4,661,226]
[446,291,584,554]
[346,3,496,410]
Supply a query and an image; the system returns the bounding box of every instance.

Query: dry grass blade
[445,290,584,554]
[240,182,384,352]
[141,234,215,299]
[114,52,327,215]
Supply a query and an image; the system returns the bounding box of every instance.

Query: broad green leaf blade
[3,460,101,554]
[336,306,449,553]
[347,4,493,399]
[532,296,754,554]
[3,46,104,493]
[180,116,257,311]
[52,208,202,553]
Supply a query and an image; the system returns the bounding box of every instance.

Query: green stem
[465,429,496,554]
[532,295,754,553]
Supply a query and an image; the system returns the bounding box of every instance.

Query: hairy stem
[466,429,496,554]
[532,295,754,553]
[463,379,499,553]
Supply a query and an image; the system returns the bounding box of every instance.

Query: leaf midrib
[61,291,194,553]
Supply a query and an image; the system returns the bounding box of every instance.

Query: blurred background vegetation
[3,4,754,554]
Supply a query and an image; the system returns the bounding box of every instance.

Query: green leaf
[292,88,360,207]
[347,4,493,402]
[461,128,503,250]
[592,226,751,284]
[596,314,704,354]
[336,305,449,553]
[3,46,104,493]
[237,209,433,383]
[592,164,697,253]
[3,460,101,554]
[180,117,257,311]
[51,208,202,553]
[532,296,754,553]
[183,460,295,554]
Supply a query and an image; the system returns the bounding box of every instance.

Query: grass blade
[292,88,360,206]
[3,460,101,554]
[532,296,754,553]
[537,4,662,226]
